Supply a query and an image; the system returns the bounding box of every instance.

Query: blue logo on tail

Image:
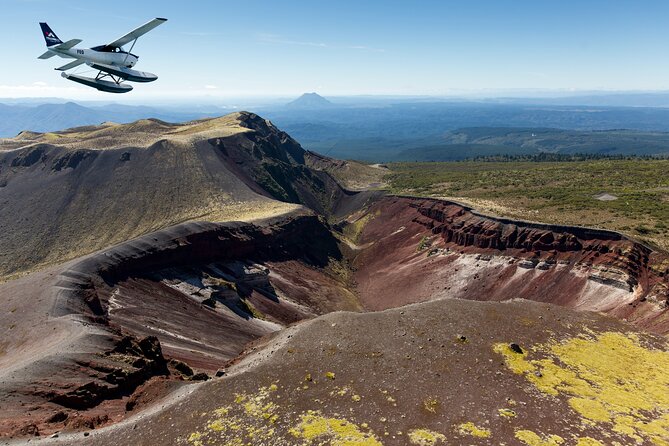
[39,22,62,47]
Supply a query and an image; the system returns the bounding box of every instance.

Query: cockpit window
[91,45,116,52]
[91,45,138,58]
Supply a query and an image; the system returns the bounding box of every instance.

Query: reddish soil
[353,196,669,333]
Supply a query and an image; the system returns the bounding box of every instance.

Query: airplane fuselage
[48,47,138,68]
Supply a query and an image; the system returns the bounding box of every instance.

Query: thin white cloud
[204,85,218,90]
[348,45,385,53]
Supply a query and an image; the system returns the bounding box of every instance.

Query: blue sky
[3,0,669,100]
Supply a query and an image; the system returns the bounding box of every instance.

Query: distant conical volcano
[285,92,333,109]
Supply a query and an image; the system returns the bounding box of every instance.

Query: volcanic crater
[0,112,668,445]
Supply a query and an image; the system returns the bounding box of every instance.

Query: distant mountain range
[7,95,669,162]
[0,102,218,137]
[262,101,669,161]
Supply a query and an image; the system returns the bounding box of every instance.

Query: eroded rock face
[411,199,653,289]
[352,197,669,334]
[0,332,172,439]
[48,336,168,410]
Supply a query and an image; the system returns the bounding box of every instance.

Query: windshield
[91,45,137,58]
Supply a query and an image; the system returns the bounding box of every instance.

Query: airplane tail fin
[39,22,63,47]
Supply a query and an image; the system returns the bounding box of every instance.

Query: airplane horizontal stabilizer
[55,39,82,50]
[55,59,86,71]
[37,51,55,60]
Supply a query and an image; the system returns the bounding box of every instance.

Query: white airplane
[37,18,167,93]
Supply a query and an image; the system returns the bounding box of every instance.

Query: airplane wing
[55,59,86,71]
[105,18,167,49]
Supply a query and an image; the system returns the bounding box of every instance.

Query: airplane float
[37,18,167,93]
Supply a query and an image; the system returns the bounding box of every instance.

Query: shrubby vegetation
[464,153,669,162]
[386,158,669,249]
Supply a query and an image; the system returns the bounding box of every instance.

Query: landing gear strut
[95,70,124,85]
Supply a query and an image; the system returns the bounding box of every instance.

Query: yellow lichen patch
[325,371,336,380]
[493,343,536,375]
[423,397,440,414]
[289,410,382,445]
[237,388,279,422]
[187,431,203,446]
[495,332,669,445]
[457,422,491,438]
[515,430,564,446]
[498,408,517,418]
[636,413,669,445]
[568,397,610,423]
[407,428,446,445]
[331,385,351,397]
[185,385,279,445]
[576,437,605,446]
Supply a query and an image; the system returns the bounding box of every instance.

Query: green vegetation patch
[386,159,669,249]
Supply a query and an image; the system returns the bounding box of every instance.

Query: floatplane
[38,18,167,93]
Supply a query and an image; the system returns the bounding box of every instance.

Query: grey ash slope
[0,112,349,278]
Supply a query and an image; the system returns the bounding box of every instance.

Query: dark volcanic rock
[49,335,169,411]
[169,359,194,377]
[210,112,349,216]
[10,146,47,167]
[46,411,68,423]
[190,372,210,381]
[51,149,95,171]
[509,343,524,354]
